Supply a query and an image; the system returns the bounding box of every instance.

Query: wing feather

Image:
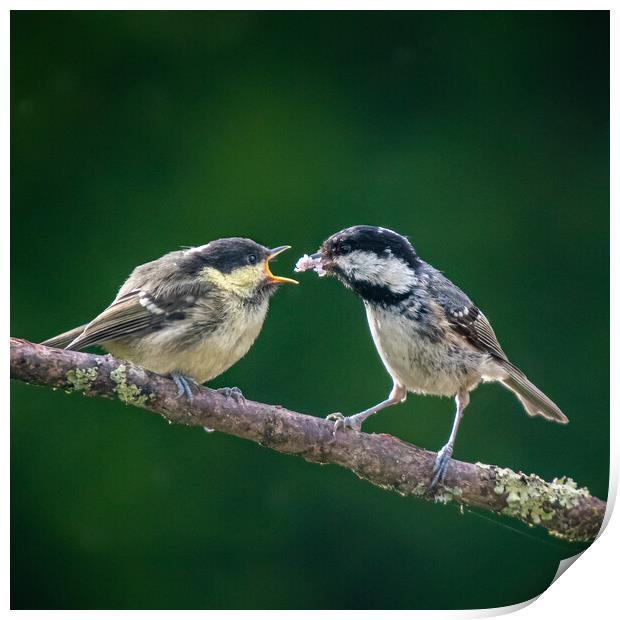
[429,270,508,361]
[65,290,192,351]
[447,305,508,361]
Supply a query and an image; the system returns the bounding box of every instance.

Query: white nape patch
[338,250,416,294]
[376,226,399,236]
[185,243,210,255]
[138,291,165,315]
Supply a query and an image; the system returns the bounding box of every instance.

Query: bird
[295,225,567,489]
[42,238,298,400]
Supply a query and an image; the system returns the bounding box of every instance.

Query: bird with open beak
[42,238,297,400]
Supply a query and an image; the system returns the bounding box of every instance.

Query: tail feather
[40,325,88,350]
[500,362,568,424]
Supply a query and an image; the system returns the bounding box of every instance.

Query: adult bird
[296,225,567,488]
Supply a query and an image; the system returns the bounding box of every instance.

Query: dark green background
[11,10,609,610]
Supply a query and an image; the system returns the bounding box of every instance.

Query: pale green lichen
[110,364,148,406]
[66,367,99,392]
[434,485,463,505]
[489,465,590,525]
[412,482,428,497]
[473,462,601,541]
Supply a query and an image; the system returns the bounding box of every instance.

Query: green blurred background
[11,10,609,610]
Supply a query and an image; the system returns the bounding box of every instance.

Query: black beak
[268,245,292,258]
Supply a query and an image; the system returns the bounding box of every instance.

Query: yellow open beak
[265,246,298,285]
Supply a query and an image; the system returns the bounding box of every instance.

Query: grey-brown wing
[428,268,508,361]
[41,324,89,349]
[446,303,508,362]
[65,290,194,351]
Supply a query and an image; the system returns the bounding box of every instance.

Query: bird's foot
[326,412,364,434]
[429,443,454,491]
[205,386,244,432]
[171,373,199,403]
[217,386,245,402]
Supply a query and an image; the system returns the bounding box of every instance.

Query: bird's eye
[247,254,257,265]
[340,243,351,254]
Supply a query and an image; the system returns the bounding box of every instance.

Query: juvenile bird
[42,238,297,399]
[296,225,567,488]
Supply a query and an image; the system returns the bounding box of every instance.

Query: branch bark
[10,337,605,543]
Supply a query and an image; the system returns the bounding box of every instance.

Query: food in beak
[295,253,327,277]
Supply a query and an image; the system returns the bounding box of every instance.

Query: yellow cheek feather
[200,264,265,295]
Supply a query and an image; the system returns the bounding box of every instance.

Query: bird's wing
[445,303,509,362]
[41,324,89,349]
[430,271,509,362]
[65,289,196,351]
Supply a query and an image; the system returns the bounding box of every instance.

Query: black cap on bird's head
[182,237,297,296]
[300,226,421,303]
[319,226,418,267]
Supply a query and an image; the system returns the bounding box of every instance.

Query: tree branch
[10,337,605,543]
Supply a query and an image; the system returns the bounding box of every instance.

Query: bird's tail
[40,325,87,350]
[499,362,568,424]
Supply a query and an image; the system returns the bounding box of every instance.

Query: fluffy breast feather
[105,296,270,383]
[364,300,497,397]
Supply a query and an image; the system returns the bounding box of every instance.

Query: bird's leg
[170,373,215,432]
[327,384,407,433]
[171,372,199,402]
[206,386,245,433]
[430,390,470,490]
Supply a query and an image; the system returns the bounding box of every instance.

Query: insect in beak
[265,246,299,284]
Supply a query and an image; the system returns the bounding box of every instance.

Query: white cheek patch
[338,251,417,294]
[200,264,264,296]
